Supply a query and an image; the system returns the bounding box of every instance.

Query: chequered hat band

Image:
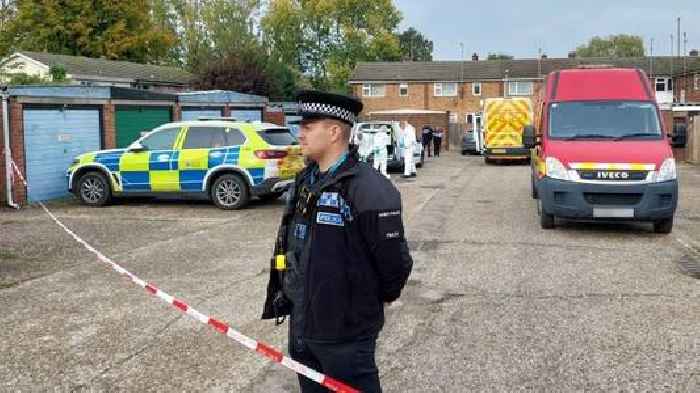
[299,102,357,123]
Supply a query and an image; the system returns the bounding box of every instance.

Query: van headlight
[545,157,571,181]
[654,158,677,182]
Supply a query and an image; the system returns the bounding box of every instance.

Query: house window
[399,83,408,96]
[694,74,700,91]
[655,77,673,92]
[472,82,481,96]
[434,82,457,97]
[508,81,533,96]
[362,83,385,97]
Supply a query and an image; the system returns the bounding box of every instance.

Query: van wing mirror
[671,124,687,148]
[523,125,538,148]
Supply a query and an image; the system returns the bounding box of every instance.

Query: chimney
[690,49,699,57]
[472,53,479,61]
[568,51,577,59]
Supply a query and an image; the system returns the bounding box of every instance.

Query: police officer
[262,90,413,393]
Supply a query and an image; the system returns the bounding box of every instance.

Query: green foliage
[487,53,513,60]
[576,34,645,58]
[191,46,298,100]
[49,64,67,81]
[398,27,433,61]
[0,0,177,63]
[0,0,410,95]
[262,0,405,93]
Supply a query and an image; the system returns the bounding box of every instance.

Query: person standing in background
[373,126,390,179]
[421,125,433,160]
[400,120,417,178]
[433,127,443,157]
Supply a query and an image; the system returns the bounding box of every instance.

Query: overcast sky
[393,0,700,60]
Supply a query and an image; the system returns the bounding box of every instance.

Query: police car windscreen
[258,128,299,145]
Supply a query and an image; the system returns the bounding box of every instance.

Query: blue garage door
[181,108,223,121]
[230,108,262,122]
[24,108,101,202]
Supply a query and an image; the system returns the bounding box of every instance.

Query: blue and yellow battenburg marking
[85,146,267,192]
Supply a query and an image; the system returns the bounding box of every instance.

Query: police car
[67,118,305,209]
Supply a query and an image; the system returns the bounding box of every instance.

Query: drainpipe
[3,91,19,208]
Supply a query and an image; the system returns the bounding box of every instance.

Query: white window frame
[399,82,408,97]
[362,83,385,97]
[655,77,673,92]
[434,82,457,97]
[472,82,481,96]
[694,74,700,91]
[508,81,533,96]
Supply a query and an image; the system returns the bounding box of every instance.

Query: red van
[524,68,686,234]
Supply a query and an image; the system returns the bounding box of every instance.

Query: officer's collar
[299,149,360,187]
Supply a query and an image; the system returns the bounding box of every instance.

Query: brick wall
[263,107,285,126]
[102,104,115,149]
[173,104,182,121]
[674,73,700,102]
[0,98,5,204]
[0,99,27,205]
[354,80,543,125]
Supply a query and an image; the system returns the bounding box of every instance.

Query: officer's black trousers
[289,324,381,393]
[433,138,441,157]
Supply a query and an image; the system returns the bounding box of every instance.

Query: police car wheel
[78,171,111,207]
[211,174,249,210]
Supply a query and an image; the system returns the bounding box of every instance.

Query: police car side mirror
[127,141,147,152]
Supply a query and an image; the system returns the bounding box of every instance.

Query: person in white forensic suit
[400,121,417,178]
[358,129,374,163]
[373,126,391,179]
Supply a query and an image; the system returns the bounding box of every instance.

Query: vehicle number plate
[491,149,506,154]
[593,208,634,218]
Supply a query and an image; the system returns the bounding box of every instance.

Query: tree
[192,47,297,100]
[0,0,177,64]
[398,27,433,61]
[262,0,403,93]
[576,34,645,57]
[487,53,513,60]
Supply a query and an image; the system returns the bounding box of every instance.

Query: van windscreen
[549,101,661,140]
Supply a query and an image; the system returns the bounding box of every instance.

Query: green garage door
[115,106,172,148]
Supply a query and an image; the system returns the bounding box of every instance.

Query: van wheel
[540,212,555,229]
[211,174,249,210]
[531,175,539,199]
[538,201,555,229]
[77,171,111,206]
[653,218,673,234]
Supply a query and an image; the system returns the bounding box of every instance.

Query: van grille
[584,193,642,206]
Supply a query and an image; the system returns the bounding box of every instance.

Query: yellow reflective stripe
[569,163,656,170]
[80,153,96,164]
[275,255,286,270]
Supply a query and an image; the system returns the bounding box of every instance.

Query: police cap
[296,90,363,126]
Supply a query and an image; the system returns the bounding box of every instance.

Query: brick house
[349,54,700,146]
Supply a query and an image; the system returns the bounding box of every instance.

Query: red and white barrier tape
[9,160,359,393]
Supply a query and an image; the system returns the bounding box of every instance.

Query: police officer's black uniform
[262,91,413,393]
